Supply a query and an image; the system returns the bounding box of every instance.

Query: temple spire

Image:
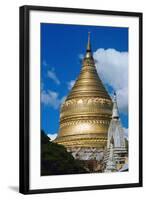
[85,32,92,58]
[87,32,91,51]
[107,91,126,149]
[112,92,119,119]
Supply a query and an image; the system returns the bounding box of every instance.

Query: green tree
[41,130,87,175]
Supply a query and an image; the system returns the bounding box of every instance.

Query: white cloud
[78,53,84,60]
[67,80,76,90]
[47,133,58,141]
[41,89,66,109]
[117,87,128,113]
[42,60,60,85]
[47,70,60,85]
[93,48,128,114]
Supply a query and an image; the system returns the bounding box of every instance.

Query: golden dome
[54,33,113,149]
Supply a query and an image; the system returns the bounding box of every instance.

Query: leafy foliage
[41,130,87,175]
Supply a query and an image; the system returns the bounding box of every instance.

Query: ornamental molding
[54,136,107,144]
[60,119,110,128]
[55,137,107,148]
[62,97,112,107]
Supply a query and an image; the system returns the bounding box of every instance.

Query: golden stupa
[54,33,113,150]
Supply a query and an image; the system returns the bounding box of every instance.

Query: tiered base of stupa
[104,147,128,171]
[54,135,108,172]
[54,136,128,172]
[67,147,105,172]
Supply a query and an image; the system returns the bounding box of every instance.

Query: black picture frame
[19,5,143,194]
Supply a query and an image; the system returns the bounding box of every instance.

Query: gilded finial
[85,32,92,58]
[87,32,91,51]
[114,91,116,97]
[112,91,119,119]
[113,91,116,101]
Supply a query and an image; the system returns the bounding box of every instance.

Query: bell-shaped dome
[54,33,113,149]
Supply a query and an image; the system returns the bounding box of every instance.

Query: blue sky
[41,23,128,137]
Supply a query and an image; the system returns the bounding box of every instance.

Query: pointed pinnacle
[87,32,91,51]
[114,91,116,97]
[112,91,119,119]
